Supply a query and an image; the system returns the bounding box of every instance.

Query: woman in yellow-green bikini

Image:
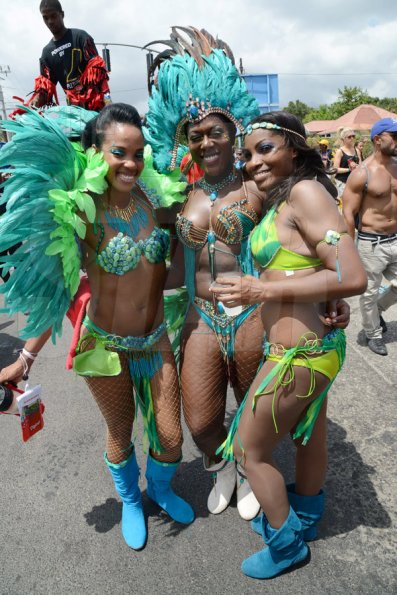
[211,111,367,580]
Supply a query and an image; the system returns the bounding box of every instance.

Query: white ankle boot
[203,456,236,514]
[236,463,261,520]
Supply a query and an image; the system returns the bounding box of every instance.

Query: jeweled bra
[176,198,259,249]
[94,192,169,276]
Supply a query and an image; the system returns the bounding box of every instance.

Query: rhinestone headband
[244,121,306,142]
[169,97,245,170]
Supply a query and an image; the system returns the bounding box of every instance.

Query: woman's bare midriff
[259,268,328,347]
[85,258,166,337]
[195,240,243,301]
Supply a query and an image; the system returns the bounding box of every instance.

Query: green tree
[303,104,338,123]
[375,97,397,114]
[332,86,373,118]
[282,100,310,120]
[296,86,397,124]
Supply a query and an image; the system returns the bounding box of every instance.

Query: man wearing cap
[318,138,333,171]
[26,0,110,111]
[343,118,397,356]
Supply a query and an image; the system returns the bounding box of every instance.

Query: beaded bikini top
[94,194,169,276]
[176,198,259,250]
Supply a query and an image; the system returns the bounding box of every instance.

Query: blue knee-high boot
[286,483,324,541]
[146,455,195,524]
[105,449,147,550]
[251,484,324,542]
[242,507,310,580]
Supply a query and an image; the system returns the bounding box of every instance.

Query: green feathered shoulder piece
[0,106,108,341]
[138,144,187,208]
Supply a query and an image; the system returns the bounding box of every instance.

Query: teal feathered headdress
[144,27,260,173]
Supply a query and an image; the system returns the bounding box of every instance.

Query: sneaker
[367,337,388,356]
[379,314,388,334]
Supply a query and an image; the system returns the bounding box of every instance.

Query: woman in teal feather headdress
[145,27,265,521]
[0,102,194,550]
[211,111,367,579]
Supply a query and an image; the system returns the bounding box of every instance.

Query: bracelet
[18,353,30,381]
[22,348,38,361]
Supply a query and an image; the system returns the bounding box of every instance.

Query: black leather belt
[358,231,397,244]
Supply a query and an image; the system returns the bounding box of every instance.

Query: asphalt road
[1,294,396,595]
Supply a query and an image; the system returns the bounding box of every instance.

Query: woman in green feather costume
[0,103,194,550]
[211,112,367,579]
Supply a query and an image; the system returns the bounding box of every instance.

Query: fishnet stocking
[80,333,183,465]
[149,333,183,463]
[81,336,135,465]
[233,307,264,404]
[180,306,234,458]
[180,307,229,457]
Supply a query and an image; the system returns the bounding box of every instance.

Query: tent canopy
[305,104,397,134]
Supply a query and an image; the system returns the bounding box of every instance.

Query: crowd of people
[0,11,396,583]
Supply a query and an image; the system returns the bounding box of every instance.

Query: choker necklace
[104,191,148,237]
[198,170,238,201]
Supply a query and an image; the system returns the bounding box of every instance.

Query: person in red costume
[28,0,110,111]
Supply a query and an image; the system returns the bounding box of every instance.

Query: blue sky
[1,0,396,115]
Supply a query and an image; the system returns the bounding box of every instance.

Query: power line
[96,42,159,54]
[111,87,147,93]
[276,72,397,76]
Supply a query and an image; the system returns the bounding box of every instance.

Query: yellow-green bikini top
[250,203,322,270]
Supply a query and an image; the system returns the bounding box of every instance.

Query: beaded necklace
[197,169,244,313]
[104,188,149,238]
[198,170,238,198]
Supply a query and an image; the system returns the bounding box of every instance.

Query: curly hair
[246,111,338,206]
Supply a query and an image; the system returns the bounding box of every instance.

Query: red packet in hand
[17,385,44,442]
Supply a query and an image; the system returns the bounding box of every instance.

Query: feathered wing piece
[144,26,260,173]
[0,106,107,341]
[138,145,187,209]
[42,105,99,139]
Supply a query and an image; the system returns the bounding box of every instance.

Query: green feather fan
[0,106,107,341]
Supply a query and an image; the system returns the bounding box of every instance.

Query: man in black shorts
[29,0,111,111]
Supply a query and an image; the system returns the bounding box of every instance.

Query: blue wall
[243,74,279,113]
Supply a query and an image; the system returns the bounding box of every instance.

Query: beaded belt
[264,333,326,358]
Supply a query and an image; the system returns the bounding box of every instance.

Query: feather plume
[145,27,260,173]
[0,106,105,341]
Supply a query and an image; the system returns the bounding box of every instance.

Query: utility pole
[96,42,158,85]
[0,66,11,140]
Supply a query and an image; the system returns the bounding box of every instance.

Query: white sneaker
[204,456,236,514]
[236,464,261,520]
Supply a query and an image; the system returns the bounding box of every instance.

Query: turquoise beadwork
[97,228,169,275]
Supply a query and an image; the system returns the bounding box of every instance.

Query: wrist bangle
[18,353,30,381]
[22,348,37,361]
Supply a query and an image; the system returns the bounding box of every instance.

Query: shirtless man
[343,118,397,355]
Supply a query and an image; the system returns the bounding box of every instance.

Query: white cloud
[1,0,396,115]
